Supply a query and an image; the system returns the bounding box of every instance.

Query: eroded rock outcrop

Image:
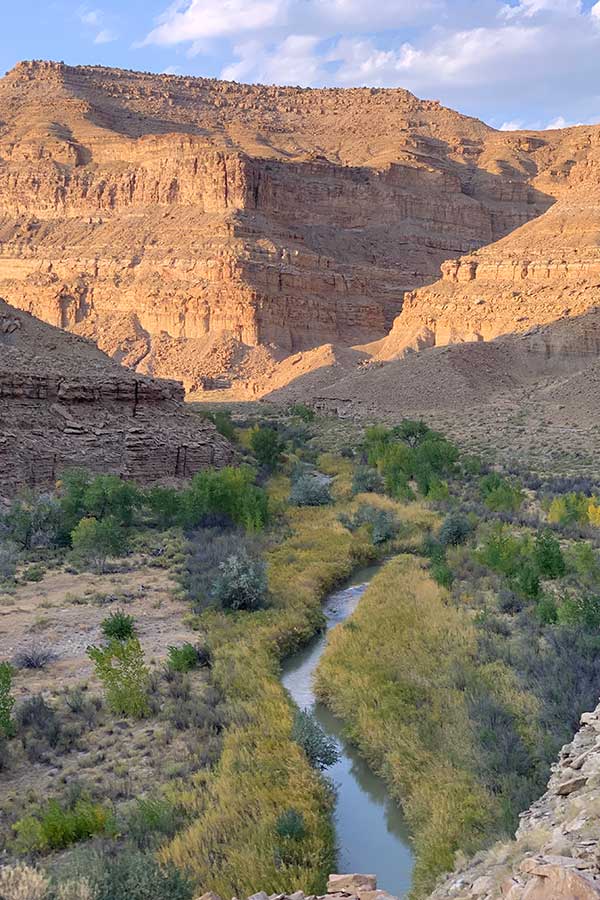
[427,703,600,899]
[0,298,234,494]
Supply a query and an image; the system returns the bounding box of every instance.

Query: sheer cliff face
[0,298,234,494]
[0,60,564,390]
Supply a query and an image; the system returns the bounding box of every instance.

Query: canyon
[3,60,599,401]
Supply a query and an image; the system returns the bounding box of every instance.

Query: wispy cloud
[78,5,118,45]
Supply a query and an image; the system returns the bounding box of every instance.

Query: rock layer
[0,60,574,392]
[0,298,234,494]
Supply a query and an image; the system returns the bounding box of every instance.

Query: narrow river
[280,565,414,897]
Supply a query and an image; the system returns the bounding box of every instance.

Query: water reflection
[281,572,414,898]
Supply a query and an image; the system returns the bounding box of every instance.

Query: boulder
[327,875,377,895]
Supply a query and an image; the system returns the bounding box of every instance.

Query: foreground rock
[0,299,234,494]
[195,875,399,900]
[427,702,600,899]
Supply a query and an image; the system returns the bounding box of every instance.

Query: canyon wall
[0,60,570,393]
[0,298,234,494]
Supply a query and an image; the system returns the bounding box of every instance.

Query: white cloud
[79,7,101,26]
[499,119,525,130]
[144,0,283,45]
[139,0,600,127]
[94,28,117,44]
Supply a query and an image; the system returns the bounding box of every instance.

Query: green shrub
[438,514,472,547]
[60,470,142,531]
[206,408,236,441]
[275,808,307,841]
[557,594,600,630]
[70,516,127,573]
[60,847,193,900]
[340,504,398,544]
[87,639,150,718]
[0,540,18,583]
[101,610,136,641]
[533,530,566,579]
[2,491,62,550]
[21,563,45,583]
[480,473,523,512]
[291,708,339,771]
[179,466,268,531]
[13,797,110,853]
[536,595,558,625]
[392,418,430,447]
[0,662,15,737]
[167,643,198,673]
[250,426,285,470]
[289,403,315,423]
[289,474,332,507]
[146,487,182,529]
[211,552,268,612]
[351,466,384,495]
[125,797,183,849]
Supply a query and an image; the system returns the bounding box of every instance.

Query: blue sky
[3,0,600,130]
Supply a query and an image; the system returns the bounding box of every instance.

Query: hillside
[0,297,234,494]
[2,60,597,396]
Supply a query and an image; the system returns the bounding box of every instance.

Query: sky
[2,0,600,130]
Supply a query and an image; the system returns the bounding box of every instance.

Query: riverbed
[281,565,414,897]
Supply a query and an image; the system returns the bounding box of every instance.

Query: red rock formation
[0,61,557,391]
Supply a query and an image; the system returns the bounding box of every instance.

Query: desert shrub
[289,473,332,507]
[211,551,268,612]
[14,797,111,853]
[59,847,193,900]
[340,504,398,544]
[289,403,315,422]
[167,644,199,673]
[250,426,285,471]
[101,610,136,641]
[124,797,183,849]
[0,539,18,582]
[566,541,600,587]
[16,695,61,744]
[557,594,600,630]
[0,863,49,900]
[179,466,268,531]
[547,492,589,527]
[533,530,566,579]
[275,808,307,842]
[0,662,15,737]
[351,465,384,495]
[21,563,45,582]
[145,487,182,529]
[87,639,150,718]
[179,528,260,612]
[480,472,523,513]
[70,517,127,573]
[291,708,339,770]
[536,595,558,625]
[438,514,472,547]
[423,538,454,588]
[13,643,57,670]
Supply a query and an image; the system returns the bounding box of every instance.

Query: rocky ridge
[195,873,399,900]
[0,297,234,494]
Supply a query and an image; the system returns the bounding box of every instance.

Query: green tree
[534,530,566,579]
[70,516,126,573]
[392,418,431,447]
[145,486,181,529]
[87,639,150,718]
[0,662,15,737]
[250,426,285,470]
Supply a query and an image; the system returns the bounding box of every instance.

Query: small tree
[0,662,15,737]
[534,530,566,579]
[289,474,332,507]
[291,708,339,770]
[87,639,150,718]
[71,517,126,573]
[438,514,472,548]
[212,552,268,612]
[250,426,285,471]
[101,611,136,641]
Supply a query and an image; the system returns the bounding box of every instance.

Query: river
[280,564,414,897]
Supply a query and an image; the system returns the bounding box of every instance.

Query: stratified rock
[0,299,234,494]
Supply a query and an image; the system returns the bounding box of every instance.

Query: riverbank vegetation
[3,408,600,899]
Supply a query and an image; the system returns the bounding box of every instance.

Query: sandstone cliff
[0,298,234,494]
[0,60,569,394]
